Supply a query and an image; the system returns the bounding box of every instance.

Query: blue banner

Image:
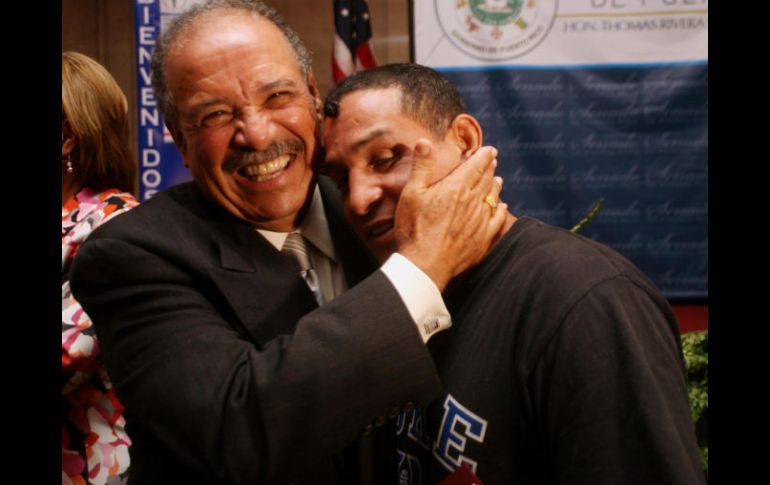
[415,2,708,299]
[134,0,196,201]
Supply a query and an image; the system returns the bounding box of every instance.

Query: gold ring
[484,195,497,214]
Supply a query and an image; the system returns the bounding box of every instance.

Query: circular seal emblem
[435,0,558,62]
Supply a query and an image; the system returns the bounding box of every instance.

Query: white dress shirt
[257,184,451,342]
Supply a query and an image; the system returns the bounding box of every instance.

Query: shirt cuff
[380,253,452,343]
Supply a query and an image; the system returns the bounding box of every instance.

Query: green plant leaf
[570,198,604,233]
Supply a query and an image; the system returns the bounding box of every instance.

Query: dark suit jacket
[70,178,440,484]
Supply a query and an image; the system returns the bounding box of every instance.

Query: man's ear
[449,114,483,160]
[166,121,189,166]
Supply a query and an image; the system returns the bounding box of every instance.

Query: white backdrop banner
[416,1,707,67]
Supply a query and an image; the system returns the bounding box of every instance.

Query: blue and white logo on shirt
[432,394,488,473]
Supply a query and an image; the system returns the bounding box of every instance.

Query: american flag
[332,0,377,83]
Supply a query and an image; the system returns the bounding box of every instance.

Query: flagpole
[408,0,415,63]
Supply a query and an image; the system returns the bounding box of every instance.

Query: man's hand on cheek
[394,139,505,290]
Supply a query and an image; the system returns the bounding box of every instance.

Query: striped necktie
[282,232,324,306]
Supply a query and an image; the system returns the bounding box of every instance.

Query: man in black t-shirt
[321,63,705,485]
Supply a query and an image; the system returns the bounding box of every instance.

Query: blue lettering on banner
[657,268,709,290]
[587,233,645,257]
[644,131,708,155]
[134,0,193,201]
[510,200,568,228]
[569,100,642,126]
[570,164,641,189]
[644,161,707,189]
[472,100,565,126]
[498,133,567,156]
[134,0,163,201]
[508,165,567,189]
[432,394,487,473]
[572,200,641,224]
[645,201,708,223]
[570,132,642,157]
[646,233,708,255]
[578,71,640,93]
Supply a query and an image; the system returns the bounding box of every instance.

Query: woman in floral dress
[62,51,139,485]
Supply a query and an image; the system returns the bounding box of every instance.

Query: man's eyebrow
[351,128,391,151]
[184,98,227,122]
[322,127,392,166]
[258,78,299,93]
[184,79,299,118]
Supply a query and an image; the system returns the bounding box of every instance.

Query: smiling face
[323,88,463,262]
[165,10,322,231]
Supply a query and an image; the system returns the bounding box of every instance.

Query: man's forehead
[169,9,291,62]
[340,87,402,110]
[166,12,305,91]
[333,89,409,128]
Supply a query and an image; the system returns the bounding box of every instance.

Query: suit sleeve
[531,276,705,485]
[70,236,441,484]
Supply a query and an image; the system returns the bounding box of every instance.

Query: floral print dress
[62,188,138,485]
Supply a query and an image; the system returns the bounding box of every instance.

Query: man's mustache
[222,139,305,173]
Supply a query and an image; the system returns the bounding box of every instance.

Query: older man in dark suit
[69,1,505,484]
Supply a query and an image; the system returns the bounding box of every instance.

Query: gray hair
[151,0,313,128]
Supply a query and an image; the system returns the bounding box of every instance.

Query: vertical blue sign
[134,0,192,201]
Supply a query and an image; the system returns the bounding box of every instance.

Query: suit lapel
[182,180,375,348]
[182,185,318,347]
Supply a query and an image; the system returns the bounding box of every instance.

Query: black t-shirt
[394,217,704,485]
